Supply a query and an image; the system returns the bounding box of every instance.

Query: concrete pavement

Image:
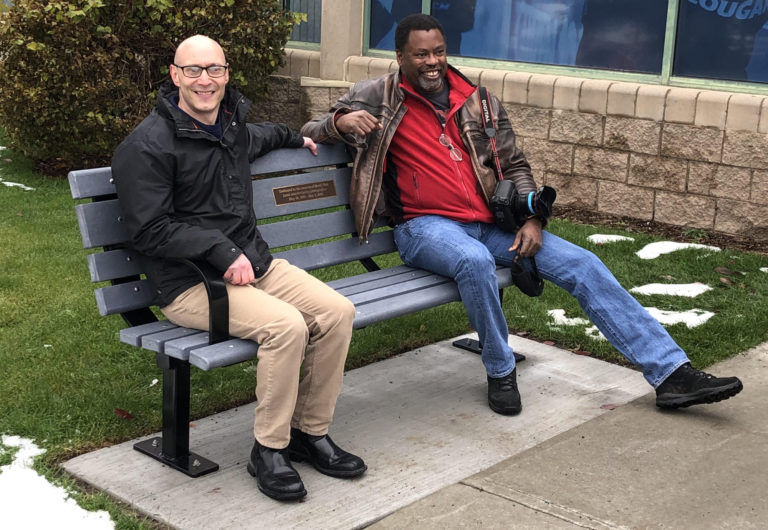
[64,333,650,529]
[371,341,768,529]
[62,336,766,529]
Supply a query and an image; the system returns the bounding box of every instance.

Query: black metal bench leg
[452,288,526,363]
[134,353,219,477]
[452,338,526,363]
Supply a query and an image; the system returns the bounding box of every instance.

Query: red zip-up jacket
[384,68,494,225]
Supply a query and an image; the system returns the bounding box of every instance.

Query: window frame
[361,0,768,95]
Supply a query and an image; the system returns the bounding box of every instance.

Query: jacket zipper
[402,85,477,220]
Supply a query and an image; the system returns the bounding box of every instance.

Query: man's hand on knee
[224,254,255,285]
[509,218,543,258]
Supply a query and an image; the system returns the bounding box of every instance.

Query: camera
[490,181,556,232]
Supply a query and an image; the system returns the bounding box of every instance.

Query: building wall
[279,48,768,241]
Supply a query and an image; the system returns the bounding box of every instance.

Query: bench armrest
[174,259,229,344]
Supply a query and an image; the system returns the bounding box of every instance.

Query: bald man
[112,35,366,502]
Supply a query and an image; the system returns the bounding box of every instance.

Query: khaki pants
[161,259,355,449]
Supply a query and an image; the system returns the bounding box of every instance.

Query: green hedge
[0,0,296,173]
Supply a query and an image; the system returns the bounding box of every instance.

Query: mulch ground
[555,205,768,256]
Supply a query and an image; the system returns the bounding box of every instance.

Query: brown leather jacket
[301,65,536,242]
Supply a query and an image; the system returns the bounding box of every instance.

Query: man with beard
[302,14,743,416]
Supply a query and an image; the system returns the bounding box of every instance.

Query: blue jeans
[393,215,689,387]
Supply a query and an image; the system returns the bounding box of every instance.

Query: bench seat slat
[328,266,434,296]
[349,268,514,329]
[326,262,416,288]
[142,327,206,353]
[164,332,211,361]
[352,283,461,328]
[343,274,455,307]
[120,320,179,347]
[188,339,260,370]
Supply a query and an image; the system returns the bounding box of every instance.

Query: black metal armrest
[175,259,230,344]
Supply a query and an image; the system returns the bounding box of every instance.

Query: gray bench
[69,143,521,478]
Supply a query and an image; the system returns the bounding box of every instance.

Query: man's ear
[396,50,403,65]
[169,64,181,87]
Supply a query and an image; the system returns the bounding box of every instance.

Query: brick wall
[282,49,768,241]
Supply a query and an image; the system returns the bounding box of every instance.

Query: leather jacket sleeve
[300,92,363,146]
[489,94,536,196]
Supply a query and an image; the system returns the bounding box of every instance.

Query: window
[366,0,768,85]
[284,0,322,44]
[369,0,422,50]
[674,0,768,82]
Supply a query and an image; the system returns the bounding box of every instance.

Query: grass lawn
[1,141,767,528]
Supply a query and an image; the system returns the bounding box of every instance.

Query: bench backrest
[69,143,394,322]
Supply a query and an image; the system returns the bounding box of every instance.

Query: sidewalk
[63,333,649,529]
[62,335,766,529]
[371,341,768,529]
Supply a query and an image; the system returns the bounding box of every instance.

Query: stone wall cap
[301,77,354,88]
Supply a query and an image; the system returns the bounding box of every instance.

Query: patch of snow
[636,241,720,260]
[547,310,606,340]
[587,234,635,244]
[0,435,114,529]
[585,325,607,341]
[548,304,713,338]
[630,282,713,298]
[0,177,35,191]
[643,307,715,328]
[547,309,590,327]
[761,268,768,274]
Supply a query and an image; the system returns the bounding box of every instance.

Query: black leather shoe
[488,369,522,415]
[246,440,307,501]
[288,428,367,478]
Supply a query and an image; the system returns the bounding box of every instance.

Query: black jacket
[112,84,304,307]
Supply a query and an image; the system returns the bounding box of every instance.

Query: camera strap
[478,87,504,182]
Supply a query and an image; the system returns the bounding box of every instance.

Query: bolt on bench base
[134,437,219,478]
[452,338,526,363]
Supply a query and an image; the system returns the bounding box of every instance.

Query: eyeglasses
[439,133,463,162]
[173,64,229,78]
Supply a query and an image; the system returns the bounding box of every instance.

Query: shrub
[0,0,296,173]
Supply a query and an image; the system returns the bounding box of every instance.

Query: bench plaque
[273,180,337,205]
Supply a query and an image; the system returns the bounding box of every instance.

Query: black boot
[656,363,743,409]
[487,368,522,415]
[246,440,307,501]
[288,428,367,478]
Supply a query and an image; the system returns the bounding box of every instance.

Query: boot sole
[488,400,522,416]
[656,380,744,409]
[288,449,368,478]
[246,462,307,501]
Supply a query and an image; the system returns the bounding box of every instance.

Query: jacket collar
[156,83,251,142]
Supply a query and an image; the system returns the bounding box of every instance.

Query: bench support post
[133,353,219,477]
